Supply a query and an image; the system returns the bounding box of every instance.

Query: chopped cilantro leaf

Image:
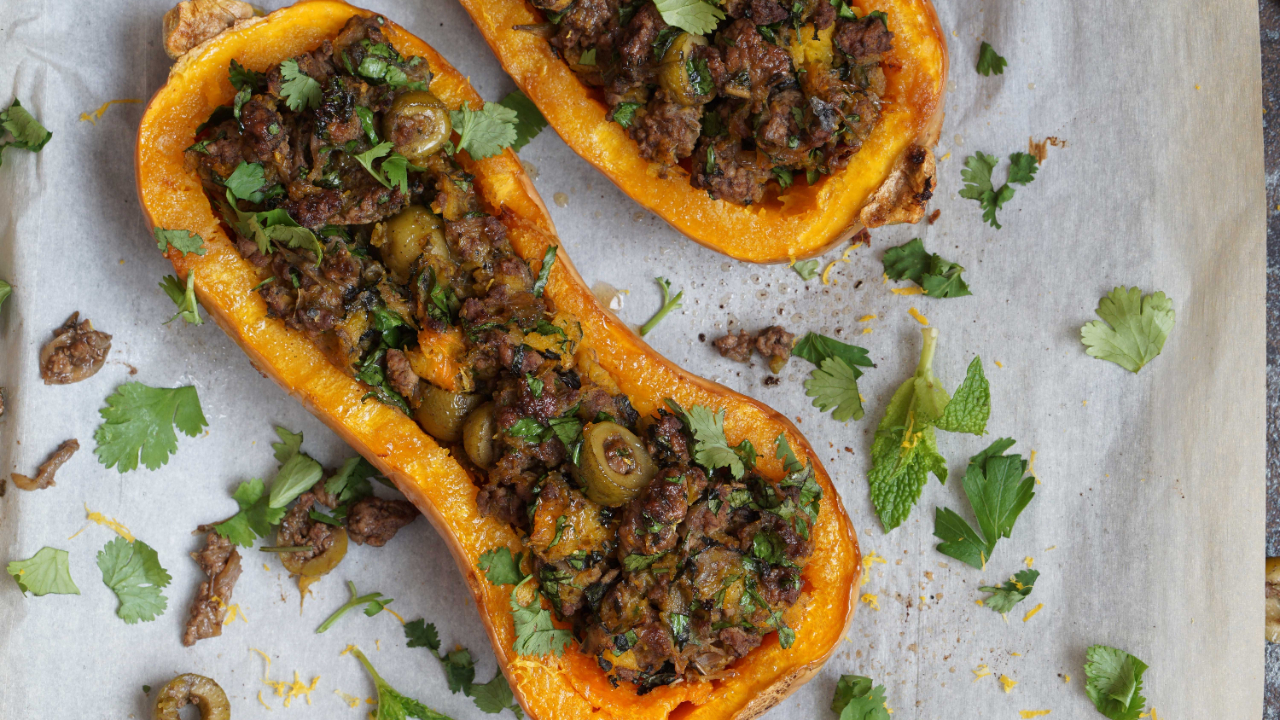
[499,90,548,151]
[0,98,52,167]
[228,59,264,90]
[279,59,322,112]
[266,426,323,509]
[479,547,527,585]
[805,356,864,421]
[579,48,598,66]
[640,276,684,336]
[792,259,820,280]
[451,102,519,160]
[976,41,1007,76]
[978,568,1039,614]
[611,102,643,128]
[883,238,972,298]
[154,227,206,256]
[224,161,267,202]
[470,673,520,716]
[405,618,442,651]
[1080,286,1175,373]
[0,280,10,311]
[94,383,207,472]
[1084,645,1149,720]
[159,271,203,326]
[622,553,665,571]
[832,674,891,720]
[97,537,171,624]
[959,151,1038,229]
[532,246,556,297]
[665,399,745,478]
[213,478,286,547]
[7,547,79,596]
[933,438,1036,569]
[653,0,725,35]
[511,576,573,657]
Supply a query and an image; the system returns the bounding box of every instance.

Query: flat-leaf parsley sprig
[792,332,875,422]
[933,438,1036,569]
[959,151,1038,229]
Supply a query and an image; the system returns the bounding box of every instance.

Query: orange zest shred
[890,286,925,295]
[908,307,929,325]
[972,664,992,681]
[1000,675,1017,693]
[222,603,248,625]
[821,261,839,285]
[335,689,362,708]
[79,98,142,124]
[1023,603,1045,622]
[859,593,880,611]
[69,504,135,542]
[340,644,357,656]
[1019,712,1051,718]
[995,360,1004,368]
[384,607,407,625]
[264,670,319,707]
[862,327,873,334]
[258,690,273,711]
[858,314,877,322]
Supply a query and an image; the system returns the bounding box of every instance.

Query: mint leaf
[97,537,171,623]
[934,357,989,434]
[1081,286,1175,373]
[94,383,207,472]
[7,547,79,596]
[0,98,52,166]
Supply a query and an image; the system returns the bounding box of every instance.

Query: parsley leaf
[351,647,454,720]
[793,332,874,371]
[653,0,725,35]
[405,618,523,717]
[479,547,527,585]
[0,98,52,166]
[976,41,1007,76]
[229,59,265,90]
[959,151,1039,229]
[622,553,666,572]
[499,90,548,151]
[832,674,891,720]
[640,276,684,336]
[94,383,207,472]
[224,161,267,202]
[97,537,171,623]
[317,580,394,633]
[213,478,286,547]
[933,438,1037,569]
[532,246,556,297]
[470,674,521,716]
[0,279,10,311]
[511,577,573,657]
[279,59,322,112]
[805,357,864,421]
[1080,286,1175,373]
[7,547,79,596]
[792,259,821,280]
[883,238,972,298]
[1084,645,1149,720]
[154,228,206,256]
[979,568,1039,614]
[405,618,441,650]
[159,271,203,326]
[451,102,519,160]
[665,399,744,478]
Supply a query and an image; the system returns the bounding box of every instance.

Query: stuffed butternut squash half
[136,2,860,717]
[458,0,947,263]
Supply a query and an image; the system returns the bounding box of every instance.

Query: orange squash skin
[458,0,948,263]
[135,3,861,718]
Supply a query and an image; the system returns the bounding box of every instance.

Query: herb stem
[316,580,387,634]
[916,326,939,377]
[640,276,684,336]
[259,545,314,553]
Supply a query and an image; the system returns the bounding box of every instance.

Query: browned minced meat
[346,496,419,546]
[384,349,420,399]
[833,16,894,58]
[183,533,243,647]
[11,439,79,491]
[712,329,755,363]
[39,312,111,385]
[277,492,342,565]
[630,99,702,166]
[712,326,793,369]
[691,137,771,206]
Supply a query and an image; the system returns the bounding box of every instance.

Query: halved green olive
[416,384,481,443]
[153,674,230,720]
[279,526,348,577]
[580,422,657,506]
[383,90,452,164]
[462,402,498,468]
[658,33,710,106]
[380,205,446,283]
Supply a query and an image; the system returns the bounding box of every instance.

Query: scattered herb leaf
[1080,287,1175,373]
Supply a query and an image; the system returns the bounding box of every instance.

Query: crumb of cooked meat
[183,533,243,647]
[11,439,79,491]
[39,312,112,385]
[346,496,419,547]
[927,209,941,224]
[712,325,794,373]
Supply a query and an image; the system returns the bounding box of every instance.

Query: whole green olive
[380,205,446,283]
[416,385,481,443]
[658,33,710,106]
[462,402,498,468]
[279,526,349,577]
[153,673,231,720]
[383,90,452,164]
[580,422,657,507]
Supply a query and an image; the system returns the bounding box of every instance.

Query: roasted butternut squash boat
[136,2,860,718]
[458,0,947,262]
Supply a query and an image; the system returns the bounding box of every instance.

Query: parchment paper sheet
[0,0,1266,717]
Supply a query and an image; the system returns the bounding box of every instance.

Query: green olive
[580,422,657,507]
[416,385,481,443]
[153,674,231,720]
[658,33,710,106]
[462,402,498,468]
[381,205,446,283]
[383,90,452,164]
[279,526,349,577]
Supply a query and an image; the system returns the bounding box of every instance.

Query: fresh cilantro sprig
[832,674,891,720]
[7,547,79,596]
[509,576,573,656]
[229,59,265,91]
[959,151,1038,229]
[1084,645,1149,720]
[160,271,203,326]
[225,161,268,202]
[976,41,1007,76]
[94,383,207,472]
[933,438,1036,569]
[640,276,684,336]
[97,537,171,623]
[451,102,519,160]
[794,332,874,422]
[351,646,455,720]
[405,619,523,717]
[883,238,972,298]
[652,0,725,35]
[154,228,206,256]
[351,142,423,194]
[222,189,324,261]
[311,456,377,524]
[0,98,52,167]
[214,479,285,547]
[1080,286,1174,373]
[664,399,753,479]
[499,90,547,151]
[792,259,821,280]
[213,427,324,545]
[979,568,1039,614]
[279,59,322,112]
[316,580,395,633]
[478,547,526,585]
[866,328,989,531]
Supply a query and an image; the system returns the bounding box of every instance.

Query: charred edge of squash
[136,2,861,719]
[455,0,949,264]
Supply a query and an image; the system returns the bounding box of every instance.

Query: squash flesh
[135,2,861,718]
[457,0,948,263]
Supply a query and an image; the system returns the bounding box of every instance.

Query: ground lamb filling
[536,0,893,205]
[187,15,819,691]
